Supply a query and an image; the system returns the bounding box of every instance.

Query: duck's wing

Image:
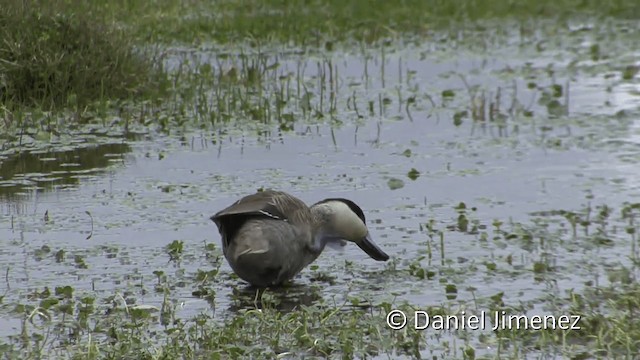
[212,190,309,223]
[211,190,312,250]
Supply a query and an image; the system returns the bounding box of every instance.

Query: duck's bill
[357,233,389,261]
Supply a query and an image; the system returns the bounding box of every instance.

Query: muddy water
[1,24,640,354]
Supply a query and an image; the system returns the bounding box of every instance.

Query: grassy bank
[2,0,640,119]
[0,2,167,114]
[21,0,640,44]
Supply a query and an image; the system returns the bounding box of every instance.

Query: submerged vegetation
[2,0,640,359]
[1,201,639,358]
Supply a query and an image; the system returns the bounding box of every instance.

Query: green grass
[10,0,640,45]
[0,2,166,114]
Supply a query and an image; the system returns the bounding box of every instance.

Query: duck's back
[211,190,317,286]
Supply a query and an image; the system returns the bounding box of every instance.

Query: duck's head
[311,198,389,261]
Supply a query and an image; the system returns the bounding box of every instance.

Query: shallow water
[1,21,640,357]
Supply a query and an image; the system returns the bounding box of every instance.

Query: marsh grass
[0,2,166,114]
[2,0,638,132]
[26,0,640,44]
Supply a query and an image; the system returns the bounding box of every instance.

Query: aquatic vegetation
[1,201,639,358]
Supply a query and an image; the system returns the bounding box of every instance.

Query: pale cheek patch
[332,202,368,240]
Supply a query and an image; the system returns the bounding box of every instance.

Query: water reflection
[0,142,131,202]
[227,284,322,313]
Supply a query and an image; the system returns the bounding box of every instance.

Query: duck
[210,189,389,287]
